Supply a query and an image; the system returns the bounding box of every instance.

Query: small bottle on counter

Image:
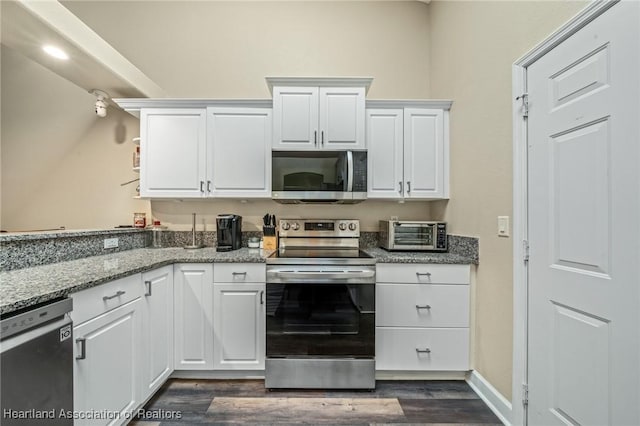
[133,146,140,168]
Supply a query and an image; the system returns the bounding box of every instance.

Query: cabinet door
[366,109,404,198]
[403,108,446,199]
[140,109,207,198]
[174,263,214,370]
[141,266,174,399]
[213,283,265,370]
[74,299,142,426]
[272,87,319,150]
[208,108,272,197]
[319,87,366,150]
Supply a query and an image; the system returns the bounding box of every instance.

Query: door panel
[272,87,318,149]
[208,108,272,197]
[320,87,365,149]
[173,264,213,370]
[403,109,444,198]
[527,2,639,425]
[366,109,404,198]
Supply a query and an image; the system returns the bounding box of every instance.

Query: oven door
[266,280,375,358]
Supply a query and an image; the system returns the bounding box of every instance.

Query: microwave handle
[346,150,354,192]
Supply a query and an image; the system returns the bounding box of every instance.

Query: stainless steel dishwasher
[1,298,73,425]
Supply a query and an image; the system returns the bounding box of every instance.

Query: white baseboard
[171,370,265,379]
[466,370,512,426]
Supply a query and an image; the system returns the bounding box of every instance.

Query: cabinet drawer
[71,273,142,325]
[376,263,470,284]
[214,263,266,283]
[376,284,469,327]
[376,327,469,371]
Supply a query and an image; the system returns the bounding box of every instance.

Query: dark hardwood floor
[130,379,502,425]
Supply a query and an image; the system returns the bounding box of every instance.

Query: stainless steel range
[265,219,376,389]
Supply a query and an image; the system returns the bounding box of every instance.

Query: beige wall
[428,0,587,400]
[1,46,150,231]
[62,1,431,99]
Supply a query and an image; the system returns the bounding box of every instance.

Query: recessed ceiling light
[42,45,69,60]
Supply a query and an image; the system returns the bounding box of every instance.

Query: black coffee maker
[216,214,242,252]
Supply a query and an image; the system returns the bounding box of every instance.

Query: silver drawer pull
[415,304,431,310]
[416,348,431,354]
[76,338,86,360]
[144,280,152,297]
[232,272,247,277]
[416,272,432,277]
[260,290,264,305]
[102,290,125,301]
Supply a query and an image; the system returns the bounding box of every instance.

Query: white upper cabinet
[140,108,207,198]
[272,87,319,149]
[404,108,446,199]
[272,85,366,150]
[207,107,272,197]
[366,109,404,198]
[366,102,451,200]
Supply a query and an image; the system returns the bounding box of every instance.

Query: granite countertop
[0,247,271,315]
[364,247,476,264]
[0,247,475,316]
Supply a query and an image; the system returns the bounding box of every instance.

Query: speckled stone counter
[0,247,271,315]
[363,247,476,264]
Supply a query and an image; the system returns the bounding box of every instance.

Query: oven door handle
[273,270,375,280]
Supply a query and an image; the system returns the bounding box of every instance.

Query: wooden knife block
[263,236,277,250]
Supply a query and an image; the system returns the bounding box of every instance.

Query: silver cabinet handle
[232,272,247,277]
[200,180,204,192]
[321,130,324,146]
[416,348,431,354]
[76,338,86,360]
[399,181,403,194]
[416,272,432,278]
[314,130,317,146]
[207,180,212,192]
[407,181,411,193]
[102,290,125,301]
[144,280,152,297]
[260,290,264,305]
[416,304,431,310]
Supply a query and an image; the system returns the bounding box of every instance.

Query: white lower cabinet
[213,283,265,370]
[72,287,143,426]
[375,263,471,372]
[141,266,174,399]
[173,263,214,370]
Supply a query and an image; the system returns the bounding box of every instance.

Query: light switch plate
[104,238,119,249]
[498,216,510,237]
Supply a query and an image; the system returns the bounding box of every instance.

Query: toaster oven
[379,221,447,251]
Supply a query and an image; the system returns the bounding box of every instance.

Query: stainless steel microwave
[380,221,447,251]
[272,150,367,204]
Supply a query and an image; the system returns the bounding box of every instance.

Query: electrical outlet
[104,238,119,249]
[498,216,510,237]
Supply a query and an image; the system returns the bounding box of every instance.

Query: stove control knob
[281,222,290,231]
[291,222,300,231]
[339,223,347,231]
[348,222,357,231]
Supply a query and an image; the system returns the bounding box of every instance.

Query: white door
[319,87,366,150]
[141,266,174,398]
[366,109,404,199]
[173,263,214,370]
[527,2,639,425]
[208,107,272,197]
[272,86,319,150]
[212,283,265,370]
[140,109,207,198]
[74,300,142,426]
[403,108,445,199]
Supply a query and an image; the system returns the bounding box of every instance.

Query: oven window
[393,224,434,246]
[266,283,374,357]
